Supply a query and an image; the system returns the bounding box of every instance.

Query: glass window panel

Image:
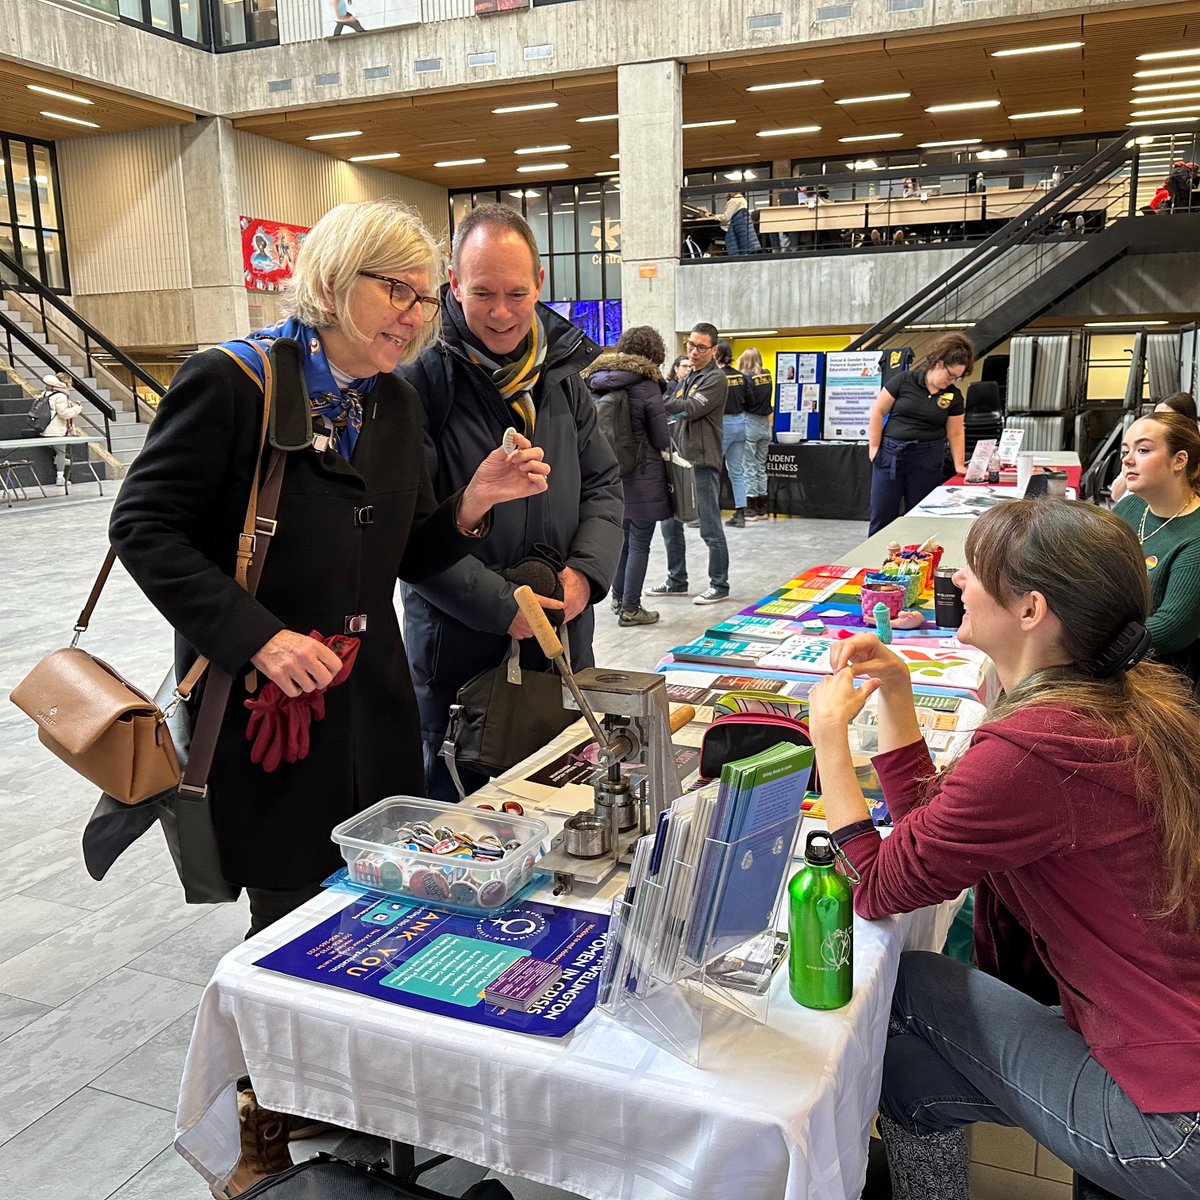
[12,145,36,226]
[118,0,144,18]
[538,271,550,303]
[248,0,277,43]
[524,189,549,255]
[472,190,499,207]
[178,0,203,41]
[550,254,576,302]
[550,185,576,253]
[16,226,42,277]
[148,0,175,32]
[40,231,65,290]
[0,227,16,286]
[0,143,10,213]
[578,248,601,302]
[451,193,473,231]
[31,146,56,229]
[604,256,621,301]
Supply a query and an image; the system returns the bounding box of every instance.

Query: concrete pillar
[617,60,682,352]
[179,117,250,347]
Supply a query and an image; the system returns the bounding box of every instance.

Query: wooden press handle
[513,585,565,660]
[669,704,696,733]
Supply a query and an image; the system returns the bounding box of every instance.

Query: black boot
[876,1114,968,1200]
[725,507,746,528]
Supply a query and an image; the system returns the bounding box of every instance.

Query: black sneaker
[725,509,746,528]
[692,587,730,606]
[619,606,660,627]
[649,582,689,597]
[610,593,622,613]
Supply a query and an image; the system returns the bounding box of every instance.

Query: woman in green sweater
[1115,411,1200,689]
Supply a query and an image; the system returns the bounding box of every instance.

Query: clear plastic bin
[331,796,549,913]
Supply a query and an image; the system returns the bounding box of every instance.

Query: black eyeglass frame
[359,271,442,320]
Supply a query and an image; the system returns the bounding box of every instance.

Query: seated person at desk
[867,333,971,534]
[1110,392,1197,501]
[1113,411,1200,691]
[807,498,1200,1200]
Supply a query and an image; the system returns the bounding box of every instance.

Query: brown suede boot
[210,1088,292,1199]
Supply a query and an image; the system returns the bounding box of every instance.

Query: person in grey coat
[651,322,731,605]
[400,204,623,802]
[582,325,672,627]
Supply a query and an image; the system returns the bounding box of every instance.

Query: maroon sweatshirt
[839,706,1200,1114]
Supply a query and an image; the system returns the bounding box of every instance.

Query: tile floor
[0,490,865,1199]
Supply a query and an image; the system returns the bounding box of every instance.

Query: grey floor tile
[0,881,206,1006]
[126,896,250,986]
[0,992,51,1042]
[108,1142,209,1200]
[0,827,88,905]
[0,966,200,1144]
[91,1008,198,1113]
[21,832,172,913]
[0,1085,174,1200]
[0,892,91,966]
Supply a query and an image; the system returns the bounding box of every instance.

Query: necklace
[1138,496,1198,545]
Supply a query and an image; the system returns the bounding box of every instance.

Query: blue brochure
[255,891,609,1038]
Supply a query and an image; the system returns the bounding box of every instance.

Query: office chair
[963,381,1004,460]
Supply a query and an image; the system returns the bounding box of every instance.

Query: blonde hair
[738,347,763,374]
[285,198,444,365]
[961,499,1200,927]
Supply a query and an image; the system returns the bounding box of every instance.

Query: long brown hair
[962,498,1200,926]
[917,331,975,376]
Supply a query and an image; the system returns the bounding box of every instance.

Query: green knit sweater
[1114,494,1200,655]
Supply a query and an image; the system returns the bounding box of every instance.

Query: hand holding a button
[251,629,343,698]
[457,430,551,531]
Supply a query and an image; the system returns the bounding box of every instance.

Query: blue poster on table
[255,892,609,1037]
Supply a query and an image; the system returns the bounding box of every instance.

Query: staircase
[0,248,164,475]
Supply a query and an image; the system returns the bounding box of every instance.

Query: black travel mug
[933,567,965,629]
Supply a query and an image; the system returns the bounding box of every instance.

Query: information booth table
[175,718,960,1200]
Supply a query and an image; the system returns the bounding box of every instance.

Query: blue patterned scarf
[221,316,377,460]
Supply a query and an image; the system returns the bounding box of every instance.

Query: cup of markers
[331,796,549,913]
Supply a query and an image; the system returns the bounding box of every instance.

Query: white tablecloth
[176,882,958,1200]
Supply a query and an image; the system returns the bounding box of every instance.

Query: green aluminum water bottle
[788,830,853,1009]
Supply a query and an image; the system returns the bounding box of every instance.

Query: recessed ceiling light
[1010,107,1084,120]
[1131,93,1200,105]
[849,159,879,171]
[747,80,824,92]
[1128,116,1199,126]
[925,100,1001,113]
[1133,78,1200,91]
[609,153,620,159]
[1131,136,1157,145]
[508,190,541,198]
[917,138,981,148]
[756,125,822,138]
[839,132,904,143]
[26,84,93,105]
[39,110,99,128]
[306,130,362,141]
[976,148,1010,159]
[492,102,558,114]
[1084,320,1169,327]
[349,152,400,162]
[516,163,568,172]
[682,119,737,129]
[1130,104,1200,117]
[836,92,911,106]
[576,113,618,123]
[1133,65,1200,78]
[726,330,779,336]
[723,169,759,181]
[991,41,1083,57]
[1137,48,1200,62]
[435,157,487,167]
[596,170,619,176]
[515,144,570,155]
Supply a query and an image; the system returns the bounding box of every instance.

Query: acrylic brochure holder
[597,810,801,1067]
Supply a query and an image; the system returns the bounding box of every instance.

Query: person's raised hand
[251,629,343,698]
[828,631,910,692]
[806,668,880,735]
[508,591,566,640]
[458,432,551,529]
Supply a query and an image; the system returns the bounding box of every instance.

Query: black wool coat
[582,352,672,523]
[109,348,477,890]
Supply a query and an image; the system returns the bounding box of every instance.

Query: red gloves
[244,631,360,772]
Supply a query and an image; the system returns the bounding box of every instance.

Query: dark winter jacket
[399,296,623,747]
[665,360,727,470]
[582,351,672,523]
[109,346,476,889]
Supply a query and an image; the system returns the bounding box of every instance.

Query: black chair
[981,355,1010,409]
[963,381,1004,461]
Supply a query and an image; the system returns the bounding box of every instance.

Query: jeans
[612,518,656,609]
[723,413,748,508]
[744,413,771,497]
[660,465,729,592]
[869,436,947,535]
[883,952,1200,1200]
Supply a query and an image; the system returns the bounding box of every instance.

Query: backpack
[592,386,644,476]
[28,390,53,434]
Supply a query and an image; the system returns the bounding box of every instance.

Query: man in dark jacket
[401,204,623,801]
[650,322,731,605]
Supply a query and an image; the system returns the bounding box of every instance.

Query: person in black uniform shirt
[738,347,774,521]
[716,340,753,528]
[867,333,973,535]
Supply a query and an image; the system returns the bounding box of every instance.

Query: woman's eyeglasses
[359,272,441,321]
